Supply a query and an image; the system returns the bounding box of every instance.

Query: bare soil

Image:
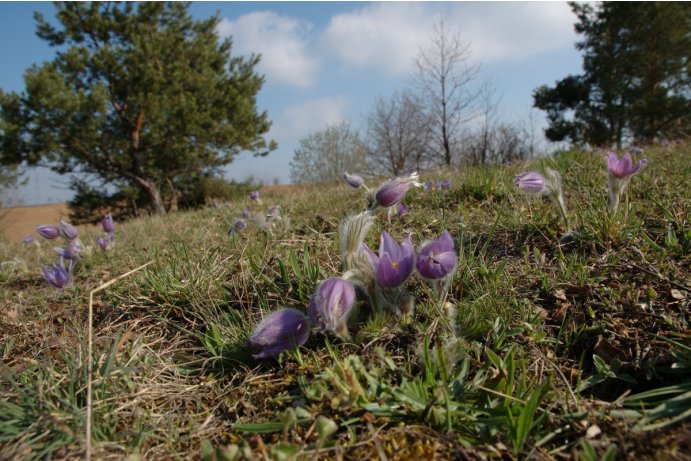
[0,203,87,242]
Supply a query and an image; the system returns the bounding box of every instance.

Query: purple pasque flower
[249,191,260,201]
[22,235,35,244]
[102,214,114,233]
[59,220,79,240]
[308,277,356,334]
[96,236,109,251]
[248,308,310,359]
[629,146,644,155]
[514,172,546,194]
[267,205,281,220]
[373,171,421,208]
[397,203,409,217]
[417,231,457,280]
[228,219,247,234]
[41,262,71,288]
[362,232,415,288]
[441,179,451,190]
[36,224,60,240]
[241,208,250,219]
[54,240,81,260]
[343,172,364,189]
[606,151,646,179]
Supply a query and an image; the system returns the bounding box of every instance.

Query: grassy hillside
[1,145,689,460]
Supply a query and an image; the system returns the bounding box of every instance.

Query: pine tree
[0,2,275,214]
[533,2,691,147]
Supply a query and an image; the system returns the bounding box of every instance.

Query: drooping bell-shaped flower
[96,236,109,251]
[515,169,570,231]
[417,231,457,280]
[373,171,421,209]
[629,146,644,155]
[362,232,415,288]
[102,214,114,234]
[54,240,81,260]
[267,205,281,220]
[22,235,35,244]
[441,179,451,190]
[249,191,260,201]
[248,308,310,358]
[41,262,71,288]
[513,172,546,195]
[59,220,79,240]
[606,151,647,213]
[308,277,356,336]
[343,172,364,189]
[228,219,247,234]
[36,224,60,240]
[397,203,409,217]
[606,152,646,179]
[241,208,250,219]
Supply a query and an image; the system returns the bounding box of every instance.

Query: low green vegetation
[1,145,689,460]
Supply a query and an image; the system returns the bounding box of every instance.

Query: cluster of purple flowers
[247,170,459,359]
[251,236,455,359]
[95,214,116,251]
[227,191,288,236]
[423,179,451,193]
[34,220,82,288]
[248,228,458,358]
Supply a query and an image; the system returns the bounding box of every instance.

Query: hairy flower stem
[607,176,629,215]
[439,277,456,333]
[550,194,570,232]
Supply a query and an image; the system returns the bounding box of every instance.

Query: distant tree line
[292,2,691,183]
[291,21,538,182]
[533,2,691,148]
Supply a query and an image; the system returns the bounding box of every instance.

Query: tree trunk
[135,177,166,215]
[127,110,168,214]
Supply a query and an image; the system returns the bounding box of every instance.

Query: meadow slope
[1,146,689,460]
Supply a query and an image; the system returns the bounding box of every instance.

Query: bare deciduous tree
[290,122,367,184]
[465,79,502,166]
[365,91,432,176]
[461,80,532,166]
[414,20,480,167]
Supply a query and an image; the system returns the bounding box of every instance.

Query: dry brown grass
[0,203,99,242]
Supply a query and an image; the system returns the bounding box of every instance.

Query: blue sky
[0,1,583,205]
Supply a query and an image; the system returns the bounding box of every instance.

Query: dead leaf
[554,289,568,301]
[586,424,602,439]
[670,289,686,300]
[594,336,624,363]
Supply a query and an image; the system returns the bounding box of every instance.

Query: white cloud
[454,2,576,63]
[217,12,318,88]
[274,97,348,139]
[321,2,577,74]
[321,3,432,75]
